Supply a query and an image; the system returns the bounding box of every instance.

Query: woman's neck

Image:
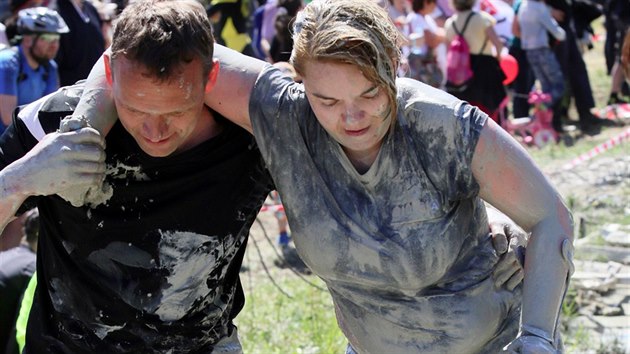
[343,143,382,175]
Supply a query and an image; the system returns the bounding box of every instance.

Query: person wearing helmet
[0,7,68,136]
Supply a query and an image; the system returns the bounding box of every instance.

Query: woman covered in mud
[74,0,574,352]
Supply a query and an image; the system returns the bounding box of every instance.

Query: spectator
[1,0,44,44]
[250,0,281,59]
[546,0,614,135]
[508,0,536,118]
[404,0,447,88]
[0,7,68,134]
[433,0,455,27]
[0,208,38,354]
[622,27,630,82]
[250,0,302,61]
[206,0,257,58]
[517,0,567,133]
[0,24,9,49]
[53,0,106,86]
[445,0,506,117]
[386,0,412,29]
[603,0,630,104]
[90,0,118,48]
[268,10,293,63]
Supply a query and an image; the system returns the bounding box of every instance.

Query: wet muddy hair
[109,0,214,82]
[290,0,402,125]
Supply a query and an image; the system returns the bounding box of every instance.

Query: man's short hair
[110,0,215,81]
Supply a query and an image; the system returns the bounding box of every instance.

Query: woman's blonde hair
[290,0,402,123]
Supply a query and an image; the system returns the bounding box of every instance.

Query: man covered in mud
[0,0,273,352]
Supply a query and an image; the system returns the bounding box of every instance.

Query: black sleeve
[0,110,42,215]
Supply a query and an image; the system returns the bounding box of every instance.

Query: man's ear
[205,59,220,94]
[104,54,113,86]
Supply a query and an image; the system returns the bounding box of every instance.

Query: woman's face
[302,60,393,162]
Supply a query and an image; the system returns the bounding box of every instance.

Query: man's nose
[143,117,169,141]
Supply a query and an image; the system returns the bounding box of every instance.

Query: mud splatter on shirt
[249,66,521,353]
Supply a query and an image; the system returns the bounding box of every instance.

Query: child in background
[517,0,566,133]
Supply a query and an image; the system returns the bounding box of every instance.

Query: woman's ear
[205,59,220,93]
[104,54,113,86]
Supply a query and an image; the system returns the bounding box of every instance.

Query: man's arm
[73,44,266,135]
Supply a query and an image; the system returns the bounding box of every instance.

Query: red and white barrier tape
[260,204,285,213]
[562,128,630,170]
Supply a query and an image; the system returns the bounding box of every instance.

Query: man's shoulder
[14,83,84,138]
[39,83,84,114]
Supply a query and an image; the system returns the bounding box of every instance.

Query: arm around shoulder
[205,44,268,133]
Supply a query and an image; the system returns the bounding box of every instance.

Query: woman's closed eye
[362,86,380,99]
[321,98,339,107]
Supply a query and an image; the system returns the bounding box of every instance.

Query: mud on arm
[472,118,574,351]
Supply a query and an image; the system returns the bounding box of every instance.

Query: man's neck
[178,106,224,153]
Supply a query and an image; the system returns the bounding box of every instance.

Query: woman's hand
[488,210,527,291]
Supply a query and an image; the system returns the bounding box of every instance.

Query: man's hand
[15,127,106,198]
[488,208,528,291]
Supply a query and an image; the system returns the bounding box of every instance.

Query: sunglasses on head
[37,34,61,43]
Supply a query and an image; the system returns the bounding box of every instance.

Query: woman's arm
[205,45,268,133]
[472,118,573,350]
[73,53,117,136]
[72,45,268,135]
[485,25,504,59]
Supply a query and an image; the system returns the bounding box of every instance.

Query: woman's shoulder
[396,78,461,125]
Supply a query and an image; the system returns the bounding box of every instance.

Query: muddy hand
[16,125,105,200]
[490,217,527,291]
[503,334,559,354]
[55,115,107,206]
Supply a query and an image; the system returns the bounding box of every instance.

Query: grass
[235,276,346,353]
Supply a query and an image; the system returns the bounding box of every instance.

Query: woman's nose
[342,105,364,124]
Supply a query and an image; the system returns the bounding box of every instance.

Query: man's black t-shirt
[0,83,273,353]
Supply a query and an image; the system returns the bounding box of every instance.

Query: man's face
[111,55,211,157]
[28,34,60,64]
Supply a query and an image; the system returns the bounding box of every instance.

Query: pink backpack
[445,13,475,92]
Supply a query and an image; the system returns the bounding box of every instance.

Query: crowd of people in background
[0,0,628,352]
[0,0,627,249]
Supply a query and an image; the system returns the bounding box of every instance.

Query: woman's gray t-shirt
[249,66,521,353]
